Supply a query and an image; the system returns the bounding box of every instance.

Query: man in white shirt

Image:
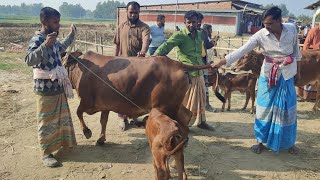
[212,6,301,155]
[148,15,166,55]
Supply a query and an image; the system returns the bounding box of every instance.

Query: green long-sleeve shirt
[155,28,203,76]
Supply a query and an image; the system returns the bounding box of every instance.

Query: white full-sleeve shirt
[225,23,302,80]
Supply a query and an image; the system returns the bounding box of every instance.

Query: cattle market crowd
[24,1,319,179]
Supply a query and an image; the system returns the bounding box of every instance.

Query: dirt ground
[0,50,319,180]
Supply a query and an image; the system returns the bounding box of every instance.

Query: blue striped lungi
[255,75,297,152]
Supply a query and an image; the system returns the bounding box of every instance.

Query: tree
[298,15,312,25]
[0,3,44,16]
[93,0,126,19]
[59,2,86,18]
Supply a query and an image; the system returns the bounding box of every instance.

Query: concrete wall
[117,1,243,34]
[139,12,240,34]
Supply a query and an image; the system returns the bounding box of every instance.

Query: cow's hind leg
[227,91,231,111]
[250,89,256,114]
[96,111,109,145]
[77,105,92,139]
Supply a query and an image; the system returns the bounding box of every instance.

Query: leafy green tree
[59,2,86,18]
[93,0,126,19]
[298,15,312,25]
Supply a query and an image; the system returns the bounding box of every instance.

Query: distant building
[116,0,265,35]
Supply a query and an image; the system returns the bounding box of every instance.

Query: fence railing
[71,33,305,56]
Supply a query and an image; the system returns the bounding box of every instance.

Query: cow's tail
[214,72,226,103]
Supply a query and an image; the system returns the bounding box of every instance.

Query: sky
[0,0,315,16]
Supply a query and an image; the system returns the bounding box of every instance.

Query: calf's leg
[172,149,187,180]
[242,91,250,110]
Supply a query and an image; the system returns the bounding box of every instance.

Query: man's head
[156,15,165,28]
[197,12,204,30]
[202,24,212,38]
[262,6,282,33]
[127,1,140,24]
[40,7,61,34]
[184,10,198,33]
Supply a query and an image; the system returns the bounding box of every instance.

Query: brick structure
[117,0,264,35]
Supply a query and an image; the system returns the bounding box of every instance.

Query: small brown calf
[210,71,257,114]
[145,106,192,180]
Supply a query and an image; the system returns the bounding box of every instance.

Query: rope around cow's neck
[59,32,148,114]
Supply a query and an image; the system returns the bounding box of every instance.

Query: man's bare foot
[288,145,299,155]
[251,143,264,154]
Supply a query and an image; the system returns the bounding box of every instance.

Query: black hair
[197,12,204,21]
[202,24,212,31]
[262,6,282,20]
[40,7,60,21]
[184,10,198,21]
[157,15,165,21]
[126,1,140,10]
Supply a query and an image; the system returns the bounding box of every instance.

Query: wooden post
[241,36,244,46]
[227,37,230,54]
[95,32,98,52]
[100,36,104,55]
[85,33,88,51]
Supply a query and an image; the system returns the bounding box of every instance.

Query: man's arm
[25,33,57,66]
[154,32,181,56]
[212,34,259,68]
[138,26,151,56]
[113,26,120,56]
[57,24,76,53]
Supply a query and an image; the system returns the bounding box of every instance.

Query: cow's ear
[176,105,192,126]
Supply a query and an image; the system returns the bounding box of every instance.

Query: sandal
[251,143,264,154]
[42,154,59,167]
[288,146,299,155]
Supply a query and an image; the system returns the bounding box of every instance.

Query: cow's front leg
[152,148,170,180]
[77,105,92,139]
[96,111,109,145]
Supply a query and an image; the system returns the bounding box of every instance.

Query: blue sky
[0,0,315,16]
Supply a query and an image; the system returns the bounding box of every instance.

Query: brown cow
[210,71,257,113]
[232,50,264,77]
[233,50,320,112]
[63,51,219,179]
[145,107,191,180]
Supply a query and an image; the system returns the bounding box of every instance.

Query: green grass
[0,14,115,24]
[0,62,19,71]
[0,52,31,74]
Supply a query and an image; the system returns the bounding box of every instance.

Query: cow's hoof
[83,128,92,139]
[96,139,105,146]
[227,109,231,111]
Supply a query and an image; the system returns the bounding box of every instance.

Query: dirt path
[0,52,319,180]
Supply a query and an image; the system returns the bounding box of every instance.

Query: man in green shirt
[154,10,214,130]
